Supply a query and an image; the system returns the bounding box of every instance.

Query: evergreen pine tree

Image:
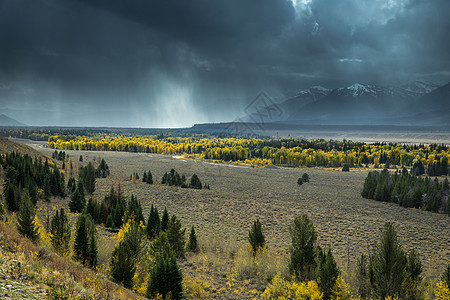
[69,182,85,213]
[146,254,183,300]
[318,248,340,300]
[406,249,422,282]
[441,155,449,176]
[248,219,265,256]
[143,171,147,183]
[147,170,153,184]
[73,214,89,264]
[167,215,186,258]
[85,197,98,222]
[181,174,187,188]
[161,172,168,184]
[146,204,160,239]
[50,208,71,255]
[356,254,370,299]
[289,214,317,281]
[110,218,143,288]
[187,226,198,252]
[17,190,39,242]
[368,222,407,299]
[148,231,174,263]
[110,241,136,289]
[4,182,18,211]
[125,195,145,225]
[190,174,202,189]
[161,207,169,232]
[302,173,310,182]
[88,231,98,269]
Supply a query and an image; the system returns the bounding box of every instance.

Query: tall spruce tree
[147,254,183,300]
[248,219,265,257]
[318,248,340,300]
[289,214,317,281]
[187,226,198,252]
[356,254,370,299]
[190,174,202,189]
[142,171,147,183]
[17,190,39,242]
[161,207,169,232]
[167,215,186,258]
[50,208,71,255]
[110,218,143,288]
[4,182,18,212]
[146,204,160,239]
[125,195,145,225]
[110,241,136,289]
[73,214,89,264]
[88,230,98,269]
[368,222,407,299]
[69,181,85,213]
[147,170,153,184]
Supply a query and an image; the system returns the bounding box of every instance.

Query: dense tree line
[1,152,65,211]
[46,134,450,169]
[85,184,144,230]
[362,169,450,213]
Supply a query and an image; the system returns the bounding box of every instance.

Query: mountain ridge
[271,81,448,126]
[0,114,27,126]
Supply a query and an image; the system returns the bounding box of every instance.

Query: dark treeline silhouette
[362,169,450,213]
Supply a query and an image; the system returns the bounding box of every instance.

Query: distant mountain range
[271,81,450,126]
[0,114,27,127]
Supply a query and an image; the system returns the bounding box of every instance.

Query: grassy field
[11,139,449,298]
[31,142,449,268]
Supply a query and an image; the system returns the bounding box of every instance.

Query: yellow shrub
[262,273,290,299]
[290,280,323,300]
[434,281,450,300]
[262,273,323,300]
[116,217,145,242]
[183,275,209,299]
[34,215,52,249]
[331,275,352,300]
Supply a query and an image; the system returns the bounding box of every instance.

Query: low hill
[0,136,42,157]
[0,114,27,126]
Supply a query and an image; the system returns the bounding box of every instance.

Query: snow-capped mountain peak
[337,83,378,97]
[348,83,371,96]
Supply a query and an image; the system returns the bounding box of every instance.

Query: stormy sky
[0,0,449,127]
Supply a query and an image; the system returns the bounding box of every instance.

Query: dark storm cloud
[0,0,449,126]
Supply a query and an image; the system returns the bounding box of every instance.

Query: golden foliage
[331,275,352,300]
[47,134,450,168]
[434,280,450,300]
[262,273,323,299]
